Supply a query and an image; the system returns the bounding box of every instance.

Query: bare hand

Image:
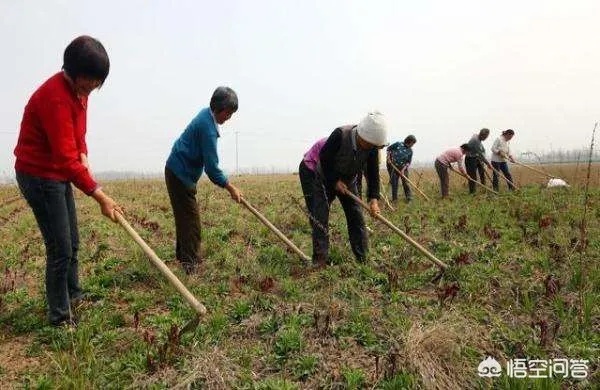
[226,183,242,203]
[100,196,122,222]
[369,199,380,217]
[92,189,122,222]
[335,180,348,195]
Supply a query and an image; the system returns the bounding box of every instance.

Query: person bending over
[165,87,242,274]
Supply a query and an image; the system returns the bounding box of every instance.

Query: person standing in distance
[465,128,493,194]
[386,135,417,203]
[490,129,516,191]
[434,144,470,199]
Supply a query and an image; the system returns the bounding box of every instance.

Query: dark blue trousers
[491,161,515,191]
[386,164,412,201]
[16,172,81,325]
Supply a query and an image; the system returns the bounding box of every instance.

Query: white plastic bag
[546,178,569,188]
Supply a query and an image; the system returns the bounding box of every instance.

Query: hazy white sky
[1,0,599,176]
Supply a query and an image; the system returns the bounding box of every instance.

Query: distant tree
[520,148,599,164]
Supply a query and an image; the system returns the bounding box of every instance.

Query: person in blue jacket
[165,87,242,274]
[386,135,416,202]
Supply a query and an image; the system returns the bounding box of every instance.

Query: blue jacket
[387,142,413,167]
[166,107,228,188]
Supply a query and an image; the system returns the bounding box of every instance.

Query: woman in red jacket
[14,36,120,326]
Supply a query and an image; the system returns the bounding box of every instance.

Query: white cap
[357,111,388,147]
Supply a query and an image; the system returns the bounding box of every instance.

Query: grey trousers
[435,159,450,197]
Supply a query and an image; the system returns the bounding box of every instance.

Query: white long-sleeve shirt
[491,136,510,162]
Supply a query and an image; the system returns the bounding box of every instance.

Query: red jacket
[14,72,98,194]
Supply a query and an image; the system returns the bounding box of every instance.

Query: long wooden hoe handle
[511,160,554,179]
[381,191,395,211]
[447,165,499,195]
[487,163,520,190]
[115,212,207,316]
[482,166,494,183]
[388,159,431,201]
[240,198,311,262]
[344,191,448,270]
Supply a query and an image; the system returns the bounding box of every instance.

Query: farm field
[0,163,599,389]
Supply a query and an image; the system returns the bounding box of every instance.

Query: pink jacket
[436,148,464,170]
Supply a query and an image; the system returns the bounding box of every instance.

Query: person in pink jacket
[434,144,470,198]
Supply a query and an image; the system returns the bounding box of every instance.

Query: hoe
[387,159,432,201]
[447,164,499,195]
[115,211,205,335]
[240,197,311,262]
[487,163,520,190]
[344,190,448,270]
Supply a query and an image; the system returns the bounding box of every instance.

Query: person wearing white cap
[310,111,388,267]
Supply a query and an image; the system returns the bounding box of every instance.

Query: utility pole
[235,131,239,176]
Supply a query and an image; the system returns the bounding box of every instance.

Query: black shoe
[312,255,328,270]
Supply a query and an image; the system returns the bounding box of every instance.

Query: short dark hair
[62,35,110,84]
[210,86,238,113]
[460,143,471,152]
[404,135,417,144]
[502,129,515,136]
[479,128,490,136]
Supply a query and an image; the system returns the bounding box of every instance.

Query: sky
[1,0,599,177]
